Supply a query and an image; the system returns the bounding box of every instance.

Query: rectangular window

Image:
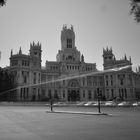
[12,60,18,66]
[87,80,92,86]
[106,81,108,86]
[94,90,97,99]
[26,88,29,98]
[33,72,36,84]
[111,80,113,86]
[88,90,92,99]
[83,79,85,86]
[67,38,72,48]
[83,90,85,98]
[20,88,23,99]
[54,90,58,99]
[23,88,26,99]
[42,89,45,97]
[120,79,123,85]
[119,89,121,94]
[22,60,24,66]
[63,80,65,86]
[24,76,27,83]
[111,89,114,98]
[38,73,40,83]
[48,90,51,98]
[63,90,65,98]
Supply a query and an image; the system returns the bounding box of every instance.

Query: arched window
[68,80,79,88]
[68,55,72,60]
[71,82,76,87]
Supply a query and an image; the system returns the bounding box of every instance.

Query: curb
[46,111,109,115]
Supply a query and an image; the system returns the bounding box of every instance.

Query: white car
[92,101,104,106]
[118,101,131,107]
[105,101,116,107]
[84,101,94,106]
[132,102,140,106]
[92,102,98,106]
[132,102,138,106]
[53,102,66,106]
[76,102,86,106]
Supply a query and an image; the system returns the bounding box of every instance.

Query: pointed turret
[124,54,127,60]
[11,49,13,56]
[106,46,109,51]
[138,66,140,73]
[71,24,74,31]
[33,41,35,46]
[37,41,40,46]
[19,47,22,55]
[136,67,138,72]
[103,48,105,53]
[129,56,131,62]
[81,54,84,62]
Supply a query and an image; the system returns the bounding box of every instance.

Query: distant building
[7,25,140,101]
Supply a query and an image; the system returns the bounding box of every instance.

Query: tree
[0,68,15,101]
[0,0,6,7]
[130,0,140,22]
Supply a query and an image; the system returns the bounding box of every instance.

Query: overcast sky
[0,0,140,70]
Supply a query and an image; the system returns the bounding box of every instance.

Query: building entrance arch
[68,89,80,101]
[67,79,80,101]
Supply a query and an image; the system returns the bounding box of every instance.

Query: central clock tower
[56,25,81,63]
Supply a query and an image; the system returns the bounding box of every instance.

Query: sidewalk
[0,101,48,106]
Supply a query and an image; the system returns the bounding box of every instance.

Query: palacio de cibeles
[2,25,140,102]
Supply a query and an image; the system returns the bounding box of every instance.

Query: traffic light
[97,88,100,95]
[97,88,100,96]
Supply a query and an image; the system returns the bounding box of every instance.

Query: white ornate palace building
[8,25,140,101]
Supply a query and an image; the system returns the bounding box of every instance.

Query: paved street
[0,106,140,140]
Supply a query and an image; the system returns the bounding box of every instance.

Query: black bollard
[97,88,101,113]
[50,98,53,112]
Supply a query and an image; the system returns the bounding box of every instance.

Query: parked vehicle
[84,101,95,106]
[76,102,86,106]
[45,103,50,106]
[132,102,138,106]
[117,101,131,107]
[92,102,98,106]
[92,101,105,107]
[132,102,140,106]
[105,101,117,107]
[53,102,66,106]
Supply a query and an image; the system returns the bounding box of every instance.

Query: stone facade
[8,25,140,101]
[9,42,42,101]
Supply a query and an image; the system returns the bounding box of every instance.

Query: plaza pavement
[47,110,108,115]
[0,105,140,140]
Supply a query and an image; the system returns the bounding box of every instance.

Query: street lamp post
[97,88,101,113]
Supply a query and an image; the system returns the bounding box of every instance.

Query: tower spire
[11,49,13,56]
[19,46,22,54]
[129,56,131,62]
[124,54,127,60]
[71,24,73,31]
[81,54,84,62]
